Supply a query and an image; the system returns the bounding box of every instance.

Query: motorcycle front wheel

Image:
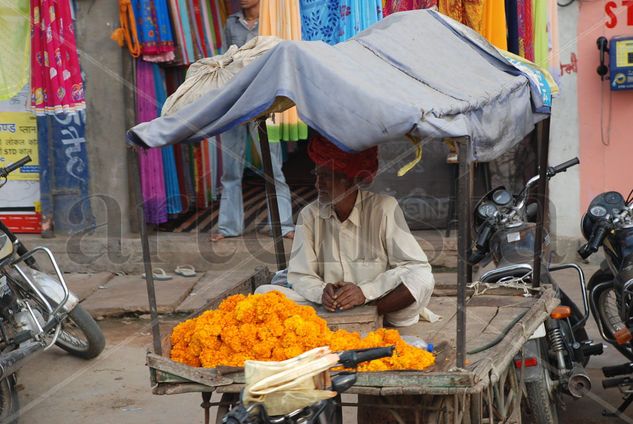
[55,305,105,360]
[0,376,19,424]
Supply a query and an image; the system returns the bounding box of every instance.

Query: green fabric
[533,0,548,70]
[0,0,30,101]
[266,122,308,143]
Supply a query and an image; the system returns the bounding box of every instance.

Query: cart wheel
[215,393,240,424]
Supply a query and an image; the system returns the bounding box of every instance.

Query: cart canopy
[128,9,554,161]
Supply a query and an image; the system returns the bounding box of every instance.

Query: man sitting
[257,133,435,327]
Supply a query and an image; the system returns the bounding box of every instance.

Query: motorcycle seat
[480,264,533,284]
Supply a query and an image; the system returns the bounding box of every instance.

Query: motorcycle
[0,156,105,422]
[221,346,394,424]
[579,190,633,416]
[468,157,603,423]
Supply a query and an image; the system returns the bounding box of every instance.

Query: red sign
[605,0,633,28]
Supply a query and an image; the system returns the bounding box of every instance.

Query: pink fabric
[136,60,167,224]
[384,0,436,17]
[30,0,85,114]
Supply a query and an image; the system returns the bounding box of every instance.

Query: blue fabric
[37,111,94,233]
[128,10,552,162]
[131,0,174,49]
[300,0,341,45]
[152,64,183,215]
[178,0,196,61]
[339,0,382,41]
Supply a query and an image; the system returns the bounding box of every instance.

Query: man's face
[240,0,259,9]
[314,166,352,206]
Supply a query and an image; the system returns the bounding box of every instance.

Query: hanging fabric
[505,0,519,55]
[533,0,548,69]
[136,60,168,224]
[481,0,506,50]
[339,0,383,42]
[437,0,484,33]
[259,0,308,142]
[547,0,560,83]
[517,0,534,61]
[131,0,176,62]
[30,0,86,115]
[0,0,30,101]
[111,0,142,58]
[383,0,436,17]
[300,0,340,44]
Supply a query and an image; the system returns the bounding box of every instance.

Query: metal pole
[456,138,473,368]
[134,150,162,355]
[256,119,287,270]
[532,119,551,288]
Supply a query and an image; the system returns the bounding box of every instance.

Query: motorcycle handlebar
[338,346,395,368]
[550,157,579,175]
[578,221,611,259]
[0,156,31,178]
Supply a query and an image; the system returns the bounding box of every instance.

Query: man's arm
[358,197,434,303]
[287,209,327,304]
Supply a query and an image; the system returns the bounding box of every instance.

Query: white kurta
[282,190,435,326]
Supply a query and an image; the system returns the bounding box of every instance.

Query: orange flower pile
[170,291,435,371]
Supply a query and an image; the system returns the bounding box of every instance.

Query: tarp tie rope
[397,134,423,176]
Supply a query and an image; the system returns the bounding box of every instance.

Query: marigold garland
[170,291,435,371]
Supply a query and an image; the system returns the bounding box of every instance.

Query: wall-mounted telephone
[597,35,633,91]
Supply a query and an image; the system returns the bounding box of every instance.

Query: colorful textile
[0,0,30,101]
[533,0,548,69]
[481,0,506,50]
[136,60,167,224]
[339,0,383,42]
[30,0,85,115]
[259,0,308,142]
[437,0,484,32]
[131,0,176,62]
[383,0,436,17]
[308,134,378,182]
[517,0,533,61]
[505,0,519,55]
[300,0,340,44]
[547,0,560,83]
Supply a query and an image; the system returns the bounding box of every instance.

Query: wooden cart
[146,266,558,423]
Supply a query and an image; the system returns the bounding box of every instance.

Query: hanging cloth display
[547,0,560,83]
[383,0,436,17]
[111,0,142,58]
[300,0,340,44]
[437,0,484,33]
[517,0,534,61]
[131,0,176,62]
[339,0,383,42]
[259,0,308,142]
[505,0,519,55]
[533,0,548,69]
[136,60,168,224]
[0,0,30,101]
[480,0,506,50]
[30,0,86,115]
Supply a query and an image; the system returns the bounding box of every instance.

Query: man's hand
[334,283,366,311]
[322,283,338,312]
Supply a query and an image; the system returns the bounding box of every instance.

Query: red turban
[307,134,378,183]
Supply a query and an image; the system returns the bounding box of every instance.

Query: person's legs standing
[249,123,294,236]
[216,125,247,237]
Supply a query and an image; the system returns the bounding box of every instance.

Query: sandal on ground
[142,268,172,281]
[175,264,197,277]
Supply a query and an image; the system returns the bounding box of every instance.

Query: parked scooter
[579,190,633,416]
[469,157,603,423]
[0,156,105,422]
[222,346,393,424]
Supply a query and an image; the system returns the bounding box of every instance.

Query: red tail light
[514,357,538,368]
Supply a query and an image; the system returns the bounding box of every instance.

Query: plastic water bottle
[401,335,434,353]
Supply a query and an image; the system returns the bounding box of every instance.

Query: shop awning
[128,9,555,161]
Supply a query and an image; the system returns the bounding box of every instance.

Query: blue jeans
[217,123,294,236]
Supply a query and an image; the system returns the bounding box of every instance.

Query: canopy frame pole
[256,119,287,271]
[456,137,473,368]
[532,118,551,288]
[134,149,162,356]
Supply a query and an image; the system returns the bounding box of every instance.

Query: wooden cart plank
[147,353,234,387]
